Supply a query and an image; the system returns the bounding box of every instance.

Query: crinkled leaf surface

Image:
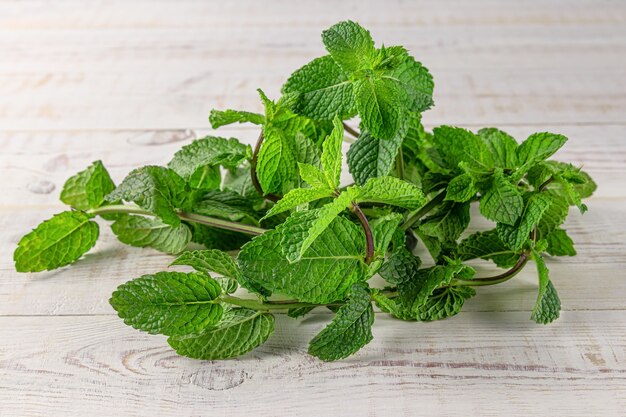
[109,271,223,336]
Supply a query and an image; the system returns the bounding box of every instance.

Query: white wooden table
[1,1,625,415]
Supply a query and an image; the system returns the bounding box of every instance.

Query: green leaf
[445,173,477,203]
[106,166,188,227]
[371,213,403,257]
[346,129,404,185]
[497,194,551,251]
[530,251,561,324]
[298,162,329,189]
[189,223,251,252]
[111,215,191,254]
[456,230,519,268]
[398,264,475,315]
[257,126,297,194]
[383,56,434,113]
[416,286,476,321]
[517,132,567,170]
[109,271,223,336]
[14,211,99,272]
[60,160,116,211]
[281,55,356,120]
[357,176,426,209]
[281,191,355,262]
[263,187,333,219]
[168,136,251,187]
[192,189,260,224]
[379,247,421,284]
[321,116,345,189]
[170,249,242,281]
[479,169,524,225]
[209,109,264,128]
[322,20,375,73]
[545,228,576,256]
[420,202,470,242]
[537,190,570,237]
[222,165,260,200]
[238,213,368,304]
[308,282,374,361]
[168,309,275,360]
[478,128,519,169]
[432,126,494,173]
[354,76,402,140]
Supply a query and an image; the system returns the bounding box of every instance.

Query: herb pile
[14,21,596,362]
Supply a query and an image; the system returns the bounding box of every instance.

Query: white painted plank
[0,313,624,417]
[0,1,625,129]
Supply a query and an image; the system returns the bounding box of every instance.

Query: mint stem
[350,202,375,264]
[88,205,267,236]
[452,253,530,287]
[342,122,360,138]
[401,190,446,231]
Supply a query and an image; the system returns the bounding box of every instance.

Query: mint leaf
[398,264,475,316]
[209,109,264,128]
[417,286,476,321]
[109,271,223,336]
[60,160,116,211]
[347,129,403,185]
[168,136,251,189]
[223,165,259,200]
[384,57,434,113]
[171,249,241,280]
[238,213,368,304]
[14,211,99,272]
[298,162,329,189]
[354,77,402,140]
[537,190,570,237]
[517,132,567,170]
[456,230,519,268]
[445,173,477,203]
[322,20,375,73]
[189,224,251,252]
[479,169,524,225]
[282,55,356,120]
[308,282,374,361]
[419,202,470,242]
[111,215,191,254]
[379,247,421,284]
[321,116,345,189]
[263,187,334,219]
[257,126,297,194]
[192,190,260,224]
[545,228,576,256]
[530,251,561,324]
[357,176,426,209]
[432,126,493,173]
[106,166,188,226]
[478,128,518,169]
[497,194,551,251]
[371,213,403,257]
[168,309,275,360]
[281,192,355,262]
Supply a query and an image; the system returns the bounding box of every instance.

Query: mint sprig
[14,21,596,362]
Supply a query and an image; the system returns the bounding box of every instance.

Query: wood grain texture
[1,0,625,416]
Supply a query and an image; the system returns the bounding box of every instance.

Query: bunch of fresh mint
[14,21,596,362]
